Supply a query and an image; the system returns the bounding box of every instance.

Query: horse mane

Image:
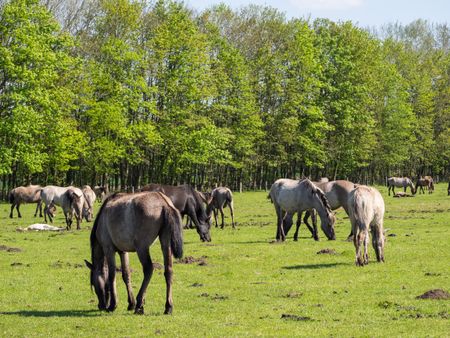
[310,182,333,214]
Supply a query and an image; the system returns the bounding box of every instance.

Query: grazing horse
[82,185,96,222]
[84,191,183,315]
[41,185,85,230]
[416,176,434,194]
[206,187,236,229]
[348,185,385,266]
[447,182,450,196]
[94,185,109,202]
[8,185,43,218]
[387,177,415,196]
[284,180,355,241]
[141,184,211,242]
[268,178,336,242]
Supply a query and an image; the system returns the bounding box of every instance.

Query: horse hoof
[164,307,173,315]
[127,303,136,311]
[135,307,144,315]
[106,305,117,312]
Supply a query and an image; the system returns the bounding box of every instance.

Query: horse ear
[84,259,93,270]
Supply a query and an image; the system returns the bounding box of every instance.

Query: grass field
[0,184,449,337]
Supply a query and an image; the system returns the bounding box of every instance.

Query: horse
[8,185,43,218]
[387,177,415,196]
[448,181,450,196]
[94,185,109,202]
[84,191,183,315]
[416,176,434,194]
[348,185,385,266]
[82,185,96,222]
[140,184,211,242]
[206,187,235,229]
[284,180,356,241]
[41,185,85,230]
[268,178,336,242]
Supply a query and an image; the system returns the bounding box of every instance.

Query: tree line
[1,0,449,198]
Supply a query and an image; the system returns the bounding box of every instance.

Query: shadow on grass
[283,262,348,270]
[0,309,101,317]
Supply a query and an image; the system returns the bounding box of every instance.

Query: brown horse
[416,176,434,194]
[348,185,385,266]
[84,191,184,315]
[206,187,236,229]
[8,185,43,218]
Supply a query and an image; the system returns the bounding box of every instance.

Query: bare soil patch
[281,313,312,321]
[316,248,337,255]
[177,256,208,265]
[0,244,22,252]
[416,289,450,300]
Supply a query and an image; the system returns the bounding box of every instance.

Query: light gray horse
[41,185,85,230]
[206,187,235,229]
[84,191,183,315]
[269,178,336,242]
[348,185,385,266]
[82,185,96,222]
[284,180,355,241]
[8,185,43,218]
[387,177,415,196]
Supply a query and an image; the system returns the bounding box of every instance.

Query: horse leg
[363,230,369,265]
[219,206,225,229]
[304,210,319,241]
[160,236,174,314]
[9,203,16,218]
[119,252,136,310]
[17,203,22,218]
[228,201,236,229]
[353,223,365,266]
[275,205,286,242]
[213,209,219,228]
[34,201,41,217]
[134,247,154,315]
[371,223,385,263]
[105,252,118,312]
[293,212,302,242]
[388,186,391,196]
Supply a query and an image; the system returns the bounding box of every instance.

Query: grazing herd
[5,175,445,314]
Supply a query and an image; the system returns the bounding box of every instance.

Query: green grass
[0,184,449,337]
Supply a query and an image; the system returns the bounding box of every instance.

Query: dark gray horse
[84,191,183,315]
[141,184,211,242]
[206,187,235,229]
[348,185,385,266]
[8,185,43,218]
[268,178,336,242]
[416,176,434,194]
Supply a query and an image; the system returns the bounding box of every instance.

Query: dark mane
[313,186,333,214]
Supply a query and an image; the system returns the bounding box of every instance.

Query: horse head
[314,187,336,240]
[84,259,110,310]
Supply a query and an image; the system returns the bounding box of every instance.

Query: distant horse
[141,184,211,242]
[268,178,336,242]
[84,191,183,315]
[94,185,109,202]
[387,177,415,196]
[41,185,85,230]
[348,185,385,266]
[416,176,434,194]
[448,182,450,196]
[8,185,43,218]
[206,187,235,229]
[82,185,96,222]
[284,180,355,241]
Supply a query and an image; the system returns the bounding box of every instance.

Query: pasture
[0,184,449,337]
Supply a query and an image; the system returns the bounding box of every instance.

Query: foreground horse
[387,177,415,196]
[141,184,211,242]
[284,180,355,241]
[82,185,96,222]
[269,178,336,242]
[348,185,385,266]
[206,187,235,229]
[8,185,43,218]
[84,192,183,315]
[41,185,85,230]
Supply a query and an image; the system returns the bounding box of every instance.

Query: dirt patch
[11,262,23,266]
[388,233,397,237]
[153,262,163,270]
[199,293,228,301]
[190,283,203,287]
[416,289,450,300]
[0,245,22,252]
[316,248,337,255]
[283,292,302,298]
[424,272,441,277]
[177,256,208,266]
[281,314,312,321]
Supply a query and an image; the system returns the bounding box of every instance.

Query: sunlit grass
[0,184,449,337]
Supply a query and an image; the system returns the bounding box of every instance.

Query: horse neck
[311,194,330,221]
[91,238,105,271]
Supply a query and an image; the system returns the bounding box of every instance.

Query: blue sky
[185,0,449,28]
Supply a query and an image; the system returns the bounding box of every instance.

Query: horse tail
[8,189,15,204]
[163,203,183,259]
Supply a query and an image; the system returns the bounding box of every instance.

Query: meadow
[0,184,449,337]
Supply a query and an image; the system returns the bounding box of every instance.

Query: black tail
[164,207,183,259]
[8,190,15,204]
